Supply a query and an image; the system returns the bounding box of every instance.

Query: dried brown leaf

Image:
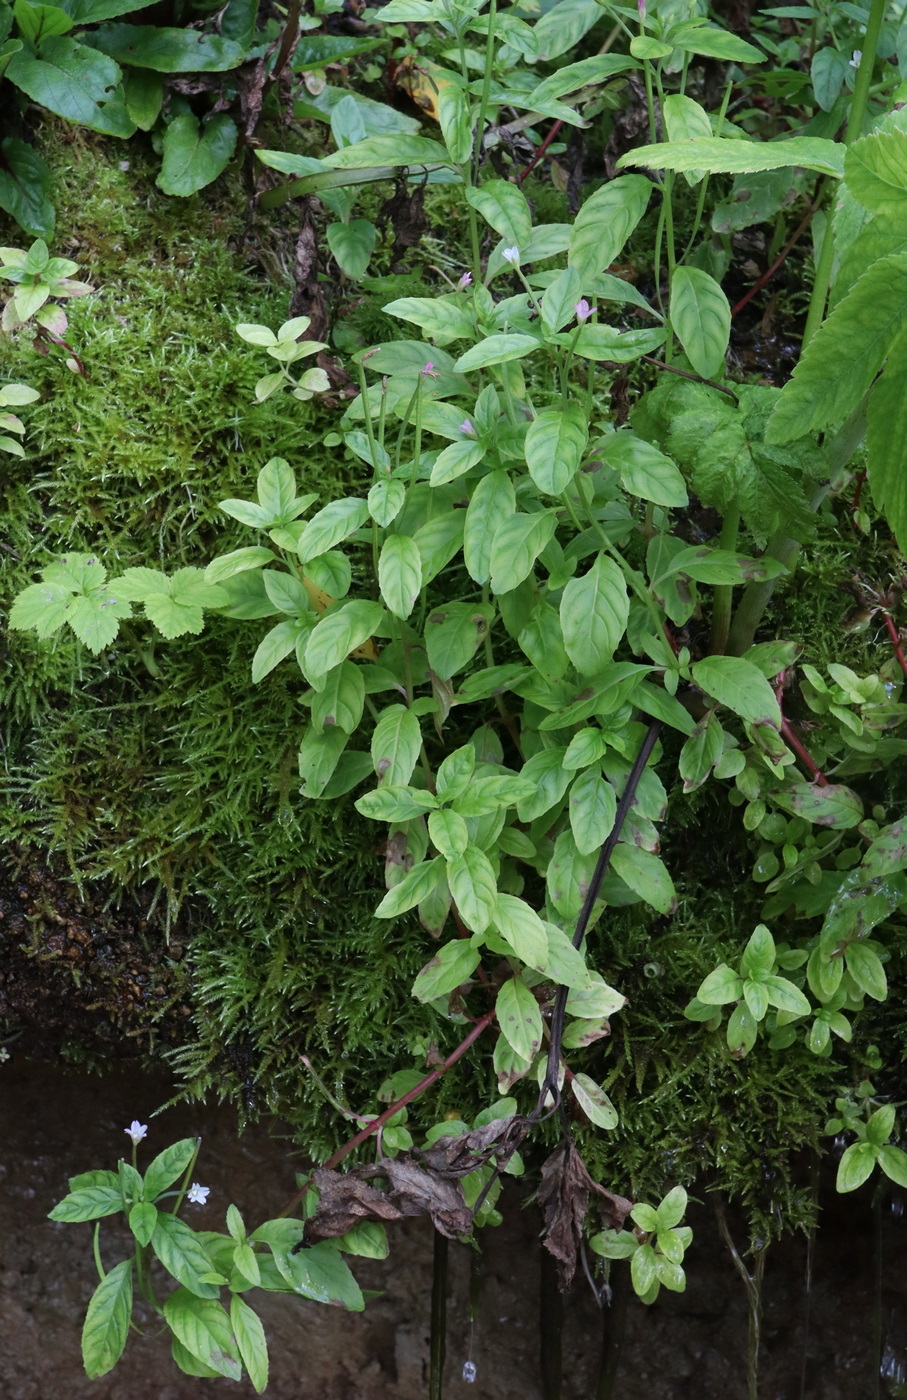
[419,1116,528,1178]
[538,1141,631,1291]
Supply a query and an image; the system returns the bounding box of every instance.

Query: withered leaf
[419,1116,529,1178]
[305,1155,472,1244]
[538,1141,631,1291]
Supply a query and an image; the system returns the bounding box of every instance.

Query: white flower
[502,246,520,265]
[850,49,862,68]
[125,1121,148,1144]
[186,1183,210,1205]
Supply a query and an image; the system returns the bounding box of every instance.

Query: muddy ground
[2,1060,905,1399]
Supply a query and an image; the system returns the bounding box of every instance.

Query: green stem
[170,1138,201,1216]
[356,359,382,475]
[92,1222,106,1282]
[801,0,886,347]
[471,0,498,188]
[709,508,740,655]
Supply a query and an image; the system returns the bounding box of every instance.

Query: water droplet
[462,1361,477,1383]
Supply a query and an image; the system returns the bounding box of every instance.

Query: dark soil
[2,1060,906,1399]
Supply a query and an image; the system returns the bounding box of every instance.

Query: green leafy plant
[590,1185,692,1304]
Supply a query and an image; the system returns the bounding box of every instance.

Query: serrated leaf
[81,1260,133,1379]
[866,324,907,556]
[618,136,844,179]
[768,253,907,443]
[845,128,907,215]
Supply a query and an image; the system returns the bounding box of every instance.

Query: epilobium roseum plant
[18,0,907,1387]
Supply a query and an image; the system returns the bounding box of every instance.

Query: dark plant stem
[731,203,818,317]
[271,0,302,81]
[595,1263,629,1400]
[872,1181,885,1400]
[430,1230,448,1400]
[640,355,739,404]
[540,1243,564,1400]
[278,1007,496,1220]
[715,1198,765,1400]
[539,721,661,1109]
[781,718,828,785]
[798,1152,820,1400]
[881,612,907,680]
[519,120,564,184]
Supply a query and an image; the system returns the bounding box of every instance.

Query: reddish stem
[851,467,867,513]
[779,716,829,786]
[882,612,907,680]
[276,1006,497,1220]
[731,204,817,317]
[518,119,564,184]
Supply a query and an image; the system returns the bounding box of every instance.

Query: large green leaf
[496,975,543,1061]
[464,470,515,584]
[670,267,731,380]
[525,405,588,496]
[412,938,481,1000]
[465,179,532,247]
[602,432,687,507]
[533,0,603,62]
[87,23,245,71]
[610,844,677,915]
[378,533,422,620]
[81,1261,133,1379]
[152,1214,221,1298]
[568,175,651,280]
[560,553,628,675]
[447,844,498,933]
[866,324,907,555]
[0,136,54,236]
[618,136,844,179]
[323,135,449,168]
[691,656,781,726]
[60,0,159,22]
[371,702,422,786]
[845,127,907,216]
[157,114,237,196]
[7,38,135,137]
[767,253,907,442]
[230,1296,269,1394]
[489,511,557,593]
[163,1290,241,1381]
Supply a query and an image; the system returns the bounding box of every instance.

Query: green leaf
[670,267,731,380]
[669,546,786,585]
[333,1220,388,1258]
[425,602,494,679]
[249,618,304,682]
[304,600,384,678]
[87,23,244,71]
[525,405,588,496]
[862,819,907,879]
[491,893,548,971]
[866,1105,896,1147]
[768,254,907,443]
[310,660,365,734]
[516,747,572,823]
[845,128,907,216]
[454,774,538,816]
[413,512,466,584]
[357,784,437,822]
[866,325,907,556]
[669,20,763,63]
[569,766,617,857]
[129,1201,158,1248]
[430,436,486,486]
[533,0,603,61]
[564,973,625,1018]
[762,974,811,1016]
[464,470,515,585]
[447,844,498,933]
[48,1185,123,1221]
[768,782,864,829]
[544,923,593,990]
[568,324,666,362]
[726,1001,758,1055]
[7,39,135,137]
[323,134,449,168]
[691,655,781,726]
[378,534,422,620]
[540,266,583,334]
[412,938,481,1001]
[560,554,628,675]
[489,511,557,593]
[589,1228,638,1259]
[845,942,888,1001]
[568,175,651,279]
[204,546,275,585]
[368,477,405,526]
[602,432,687,507]
[878,1146,907,1189]
[326,218,376,278]
[436,745,475,802]
[383,295,474,345]
[123,67,163,130]
[836,1141,878,1192]
[376,857,445,918]
[610,844,676,915]
[466,179,532,247]
[631,1243,657,1296]
[230,1296,268,1393]
[570,1073,618,1130]
[0,136,54,237]
[371,702,421,786]
[152,1213,221,1298]
[527,52,637,109]
[453,333,541,373]
[163,1290,241,1381]
[60,0,160,20]
[496,974,543,1061]
[428,808,469,859]
[618,136,844,179]
[656,1185,687,1231]
[81,1260,133,1379]
[740,923,775,978]
[697,963,743,1005]
[298,497,369,563]
[811,46,849,111]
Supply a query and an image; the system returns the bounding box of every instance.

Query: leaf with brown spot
[538,1142,631,1290]
[305,1156,473,1244]
[419,1117,529,1178]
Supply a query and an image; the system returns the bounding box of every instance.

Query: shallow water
[1,1060,904,1399]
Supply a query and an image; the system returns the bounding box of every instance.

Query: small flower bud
[502,246,520,265]
[574,299,592,323]
[457,271,473,290]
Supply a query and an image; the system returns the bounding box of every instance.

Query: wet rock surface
[1,1060,904,1398]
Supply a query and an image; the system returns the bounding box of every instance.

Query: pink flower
[421,361,440,379]
[574,299,592,323]
[458,419,475,436]
[457,272,473,290]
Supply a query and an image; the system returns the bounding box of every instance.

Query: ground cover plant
[6,0,907,1394]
